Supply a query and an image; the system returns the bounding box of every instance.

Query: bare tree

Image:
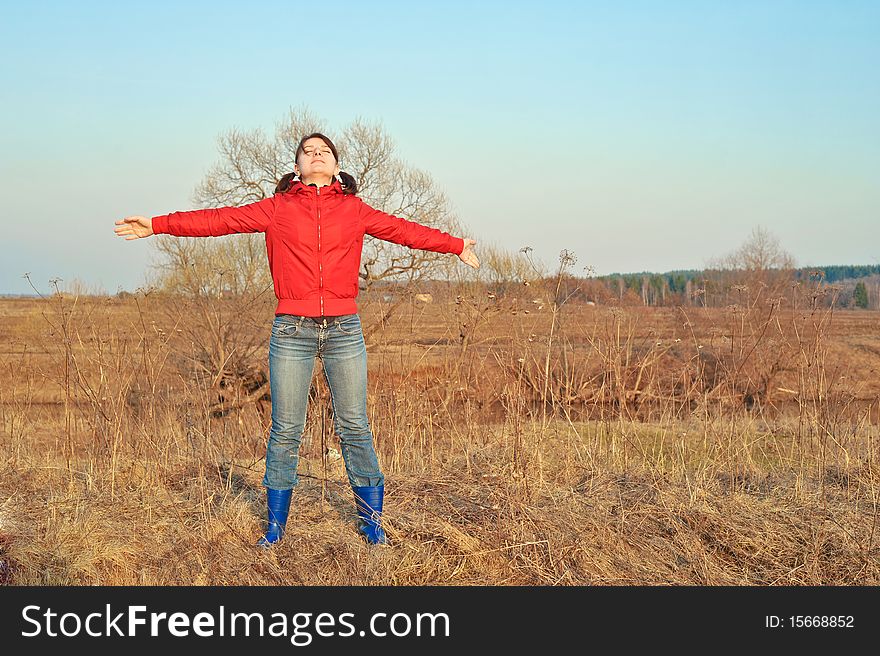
[148,106,465,414]
[153,107,461,295]
[731,226,795,272]
[706,226,796,306]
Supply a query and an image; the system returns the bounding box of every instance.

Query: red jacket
[151,179,465,316]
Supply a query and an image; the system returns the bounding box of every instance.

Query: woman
[115,133,480,547]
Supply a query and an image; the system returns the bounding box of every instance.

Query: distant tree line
[362,228,880,312]
[589,265,880,309]
[570,227,880,310]
[792,265,880,284]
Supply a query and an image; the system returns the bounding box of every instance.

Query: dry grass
[0,288,878,585]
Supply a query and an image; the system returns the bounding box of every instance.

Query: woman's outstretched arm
[114,196,278,240]
[359,200,480,269]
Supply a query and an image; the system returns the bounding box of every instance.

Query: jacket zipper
[317,186,324,316]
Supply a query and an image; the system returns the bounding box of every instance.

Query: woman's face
[294,137,340,183]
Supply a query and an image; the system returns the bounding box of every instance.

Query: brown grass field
[1,289,878,585]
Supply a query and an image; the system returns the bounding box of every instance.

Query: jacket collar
[289,179,343,196]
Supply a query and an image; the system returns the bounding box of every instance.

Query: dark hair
[274,132,358,195]
[274,172,297,194]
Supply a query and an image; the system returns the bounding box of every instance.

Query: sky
[1,0,878,295]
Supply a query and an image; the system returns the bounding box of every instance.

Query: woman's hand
[459,238,480,269]
[114,216,154,240]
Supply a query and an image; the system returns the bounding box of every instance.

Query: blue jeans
[262,313,385,490]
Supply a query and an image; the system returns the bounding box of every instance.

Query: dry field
[0,291,878,585]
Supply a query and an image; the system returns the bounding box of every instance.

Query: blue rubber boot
[257,488,292,547]
[352,485,388,545]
